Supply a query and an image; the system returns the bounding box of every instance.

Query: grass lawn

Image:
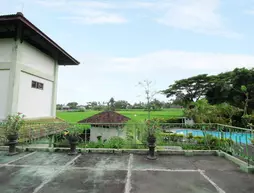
[57,108,184,123]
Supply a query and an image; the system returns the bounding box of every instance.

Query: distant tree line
[57,98,175,111]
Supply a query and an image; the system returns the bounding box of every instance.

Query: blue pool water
[175,129,253,144]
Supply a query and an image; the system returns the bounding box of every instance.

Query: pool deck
[1,151,254,193]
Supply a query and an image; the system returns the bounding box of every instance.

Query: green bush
[79,141,104,148]
[104,136,125,149]
[186,133,193,140]
[251,139,254,145]
[151,117,183,124]
[165,133,184,142]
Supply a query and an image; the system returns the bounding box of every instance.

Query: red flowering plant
[4,113,25,136]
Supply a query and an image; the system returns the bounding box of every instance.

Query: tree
[162,74,211,106]
[108,97,115,111]
[170,92,187,107]
[132,102,145,109]
[114,100,130,109]
[138,80,158,119]
[216,103,242,125]
[56,104,63,110]
[150,99,163,110]
[67,102,78,109]
[206,68,254,113]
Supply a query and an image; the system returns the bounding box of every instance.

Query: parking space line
[199,170,226,193]
[32,154,82,193]
[132,169,203,172]
[5,151,37,165]
[124,154,133,193]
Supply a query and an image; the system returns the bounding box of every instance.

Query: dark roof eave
[0,14,80,65]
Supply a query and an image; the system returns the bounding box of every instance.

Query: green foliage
[251,138,254,145]
[64,124,85,137]
[186,133,194,140]
[184,99,242,125]
[104,136,125,148]
[79,141,105,148]
[162,74,211,106]
[241,85,247,93]
[3,113,25,136]
[159,133,184,143]
[151,117,183,124]
[67,102,78,109]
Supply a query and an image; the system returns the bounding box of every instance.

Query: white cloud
[57,50,254,104]
[34,0,127,24]
[136,0,241,38]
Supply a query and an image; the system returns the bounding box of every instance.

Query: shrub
[151,117,183,124]
[78,141,104,148]
[186,133,193,140]
[167,133,184,142]
[104,136,125,149]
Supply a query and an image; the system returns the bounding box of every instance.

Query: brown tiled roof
[78,111,130,125]
[0,12,79,65]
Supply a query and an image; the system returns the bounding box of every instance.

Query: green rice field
[56,109,184,123]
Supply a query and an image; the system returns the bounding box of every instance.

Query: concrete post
[51,60,59,118]
[7,39,22,115]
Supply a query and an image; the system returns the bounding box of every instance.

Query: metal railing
[0,122,253,163]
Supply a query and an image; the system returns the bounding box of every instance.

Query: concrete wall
[18,72,53,118]
[0,39,58,120]
[0,70,10,120]
[19,41,55,76]
[0,39,13,63]
[90,127,126,142]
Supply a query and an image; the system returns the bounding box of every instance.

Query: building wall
[0,39,13,63]
[0,39,58,119]
[0,70,10,120]
[19,41,55,76]
[17,41,57,119]
[90,127,126,142]
[17,72,53,118]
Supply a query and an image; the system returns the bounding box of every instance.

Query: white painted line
[32,154,82,193]
[132,168,203,172]
[124,154,133,193]
[6,151,37,165]
[70,166,128,171]
[199,170,226,193]
[64,154,82,167]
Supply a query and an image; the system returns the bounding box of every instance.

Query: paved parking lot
[0,151,254,193]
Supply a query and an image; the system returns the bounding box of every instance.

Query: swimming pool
[175,129,253,144]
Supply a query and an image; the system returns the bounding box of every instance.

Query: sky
[1,0,254,105]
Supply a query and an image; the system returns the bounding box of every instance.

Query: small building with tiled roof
[78,111,130,142]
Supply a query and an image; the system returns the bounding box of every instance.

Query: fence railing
[0,122,253,163]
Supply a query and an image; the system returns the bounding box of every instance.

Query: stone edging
[216,150,254,173]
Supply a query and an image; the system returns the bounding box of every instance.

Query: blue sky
[1,0,254,105]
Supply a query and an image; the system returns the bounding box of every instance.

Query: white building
[0,12,79,120]
[78,111,130,142]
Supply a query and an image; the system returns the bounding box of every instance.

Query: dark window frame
[31,80,44,90]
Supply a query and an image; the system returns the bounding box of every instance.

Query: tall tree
[162,74,211,106]
[108,97,115,111]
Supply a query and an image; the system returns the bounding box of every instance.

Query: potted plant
[63,126,82,155]
[3,113,25,155]
[146,120,159,160]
